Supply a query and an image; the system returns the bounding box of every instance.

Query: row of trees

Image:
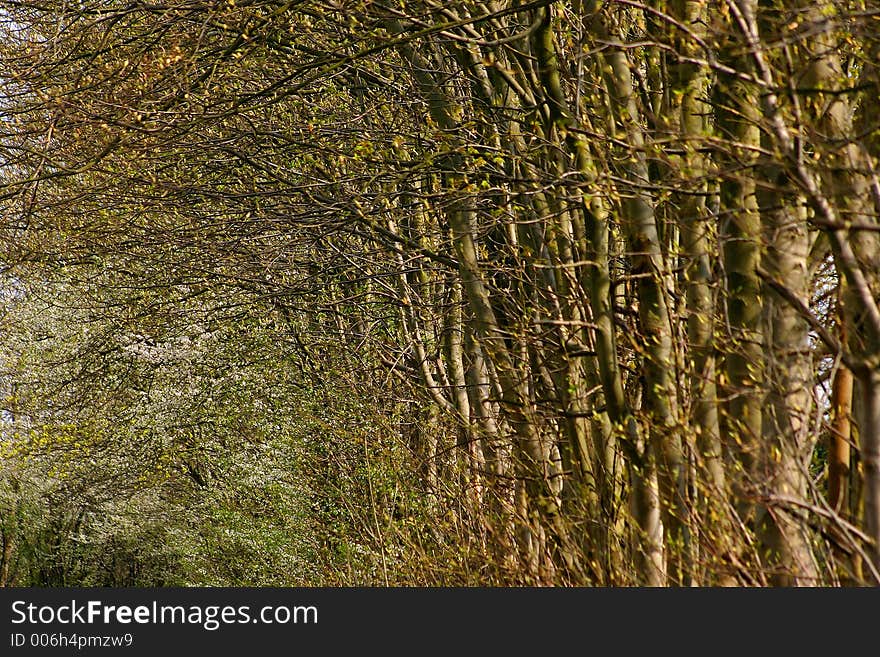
[1,0,879,585]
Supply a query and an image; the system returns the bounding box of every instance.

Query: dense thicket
[1,0,879,586]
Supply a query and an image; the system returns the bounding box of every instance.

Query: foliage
[1,0,879,586]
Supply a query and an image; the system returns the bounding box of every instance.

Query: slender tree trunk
[829,335,853,515]
[672,0,733,584]
[0,524,14,587]
[861,374,880,575]
[849,11,880,581]
[443,278,483,505]
[714,1,764,530]
[757,181,819,585]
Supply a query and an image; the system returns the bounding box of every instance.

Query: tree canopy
[1,0,879,586]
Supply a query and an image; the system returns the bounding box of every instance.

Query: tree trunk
[672,0,732,583]
[714,0,764,531]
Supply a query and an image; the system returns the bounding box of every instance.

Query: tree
[1,0,879,586]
